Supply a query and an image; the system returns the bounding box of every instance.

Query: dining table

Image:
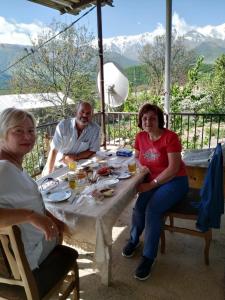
[37,151,148,285]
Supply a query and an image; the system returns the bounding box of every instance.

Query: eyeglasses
[40,177,59,192]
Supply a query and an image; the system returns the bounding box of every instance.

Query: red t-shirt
[134,128,186,181]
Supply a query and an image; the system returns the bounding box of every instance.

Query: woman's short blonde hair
[0,108,36,140]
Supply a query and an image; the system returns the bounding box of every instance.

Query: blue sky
[0,0,225,44]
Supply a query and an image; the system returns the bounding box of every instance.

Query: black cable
[0,5,96,76]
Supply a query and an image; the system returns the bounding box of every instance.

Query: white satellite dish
[97,62,129,108]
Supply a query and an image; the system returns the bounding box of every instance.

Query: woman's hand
[29,212,59,241]
[139,165,149,173]
[137,182,151,193]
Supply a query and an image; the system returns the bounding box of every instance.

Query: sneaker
[122,241,140,257]
[134,256,155,280]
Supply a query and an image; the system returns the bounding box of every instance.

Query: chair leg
[160,229,166,254]
[204,230,212,265]
[73,261,79,300]
[169,216,174,227]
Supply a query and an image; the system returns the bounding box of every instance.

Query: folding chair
[0,225,79,299]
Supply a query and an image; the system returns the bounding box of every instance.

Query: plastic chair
[0,225,79,299]
[161,143,224,265]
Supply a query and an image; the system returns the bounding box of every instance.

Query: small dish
[100,188,115,197]
[44,190,71,202]
[117,172,132,180]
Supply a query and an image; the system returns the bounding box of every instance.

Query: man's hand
[62,154,77,164]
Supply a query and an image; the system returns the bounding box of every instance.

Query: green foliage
[10,21,97,118]
[124,65,149,87]
[207,54,225,113]
[170,56,210,113]
[138,35,195,96]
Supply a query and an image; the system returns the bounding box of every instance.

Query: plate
[98,178,119,187]
[89,162,99,168]
[117,172,132,180]
[44,190,71,202]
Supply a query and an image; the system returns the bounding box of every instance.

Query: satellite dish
[97,62,129,108]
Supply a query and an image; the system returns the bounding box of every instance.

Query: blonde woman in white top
[0,108,63,269]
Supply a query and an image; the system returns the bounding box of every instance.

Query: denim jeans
[129,176,189,259]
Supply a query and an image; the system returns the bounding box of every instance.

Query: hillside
[1,30,225,89]
[0,44,29,88]
[194,41,225,63]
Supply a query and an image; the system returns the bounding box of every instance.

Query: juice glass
[128,159,137,175]
[67,171,77,189]
[68,161,77,171]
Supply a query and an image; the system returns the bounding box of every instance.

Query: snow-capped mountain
[102,20,225,64]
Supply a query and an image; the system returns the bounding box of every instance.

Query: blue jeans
[129,176,189,259]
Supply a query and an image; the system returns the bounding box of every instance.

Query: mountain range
[1,26,225,87]
[103,25,225,65]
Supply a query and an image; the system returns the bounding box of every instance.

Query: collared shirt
[51,117,100,163]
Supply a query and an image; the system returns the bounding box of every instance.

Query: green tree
[10,20,97,119]
[170,56,211,113]
[208,54,225,113]
[139,34,195,96]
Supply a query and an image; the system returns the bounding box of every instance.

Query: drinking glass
[68,161,77,171]
[128,159,137,175]
[67,171,77,189]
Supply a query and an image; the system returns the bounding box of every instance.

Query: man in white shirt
[43,101,100,175]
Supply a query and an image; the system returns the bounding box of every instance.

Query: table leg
[100,244,112,286]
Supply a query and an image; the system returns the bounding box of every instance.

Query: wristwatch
[153,178,159,185]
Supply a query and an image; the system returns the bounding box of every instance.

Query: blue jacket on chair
[196,143,224,232]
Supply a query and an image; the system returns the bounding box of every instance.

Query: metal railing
[101,112,225,149]
[24,112,225,178]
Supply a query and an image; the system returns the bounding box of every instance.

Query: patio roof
[0,92,74,111]
[28,0,113,15]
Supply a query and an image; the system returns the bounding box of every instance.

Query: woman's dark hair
[137,103,165,129]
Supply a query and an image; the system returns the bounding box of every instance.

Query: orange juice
[128,160,136,174]
[68,171,76,189]
[69,179,76,189]
[68,161,77,171]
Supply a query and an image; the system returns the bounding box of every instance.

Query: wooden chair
[160,188,212,265]
[161,144,224,266]
[0,225,79,300]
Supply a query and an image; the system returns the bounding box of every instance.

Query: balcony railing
[24,112,225,178]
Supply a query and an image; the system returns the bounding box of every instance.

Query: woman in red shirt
[122,103,189,280]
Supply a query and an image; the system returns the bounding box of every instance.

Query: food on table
[76,169,86,179]
[100,188,114,197]
[83,166,92,172]
[97,166,111,176]
[91,189,104,201]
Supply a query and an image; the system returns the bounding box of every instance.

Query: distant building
[0,92,74,112]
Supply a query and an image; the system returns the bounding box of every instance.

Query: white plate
[89,162,99,168]
[45,190,71,202]
[118,172,132,179]
[98,178,119,187]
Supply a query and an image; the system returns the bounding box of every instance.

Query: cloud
[172,12,194,35]
[0,16,46,45]
[172,12,225,40]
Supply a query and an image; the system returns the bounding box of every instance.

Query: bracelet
[153,178,159,186]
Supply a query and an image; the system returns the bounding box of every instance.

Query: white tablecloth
[37,155,148,285]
